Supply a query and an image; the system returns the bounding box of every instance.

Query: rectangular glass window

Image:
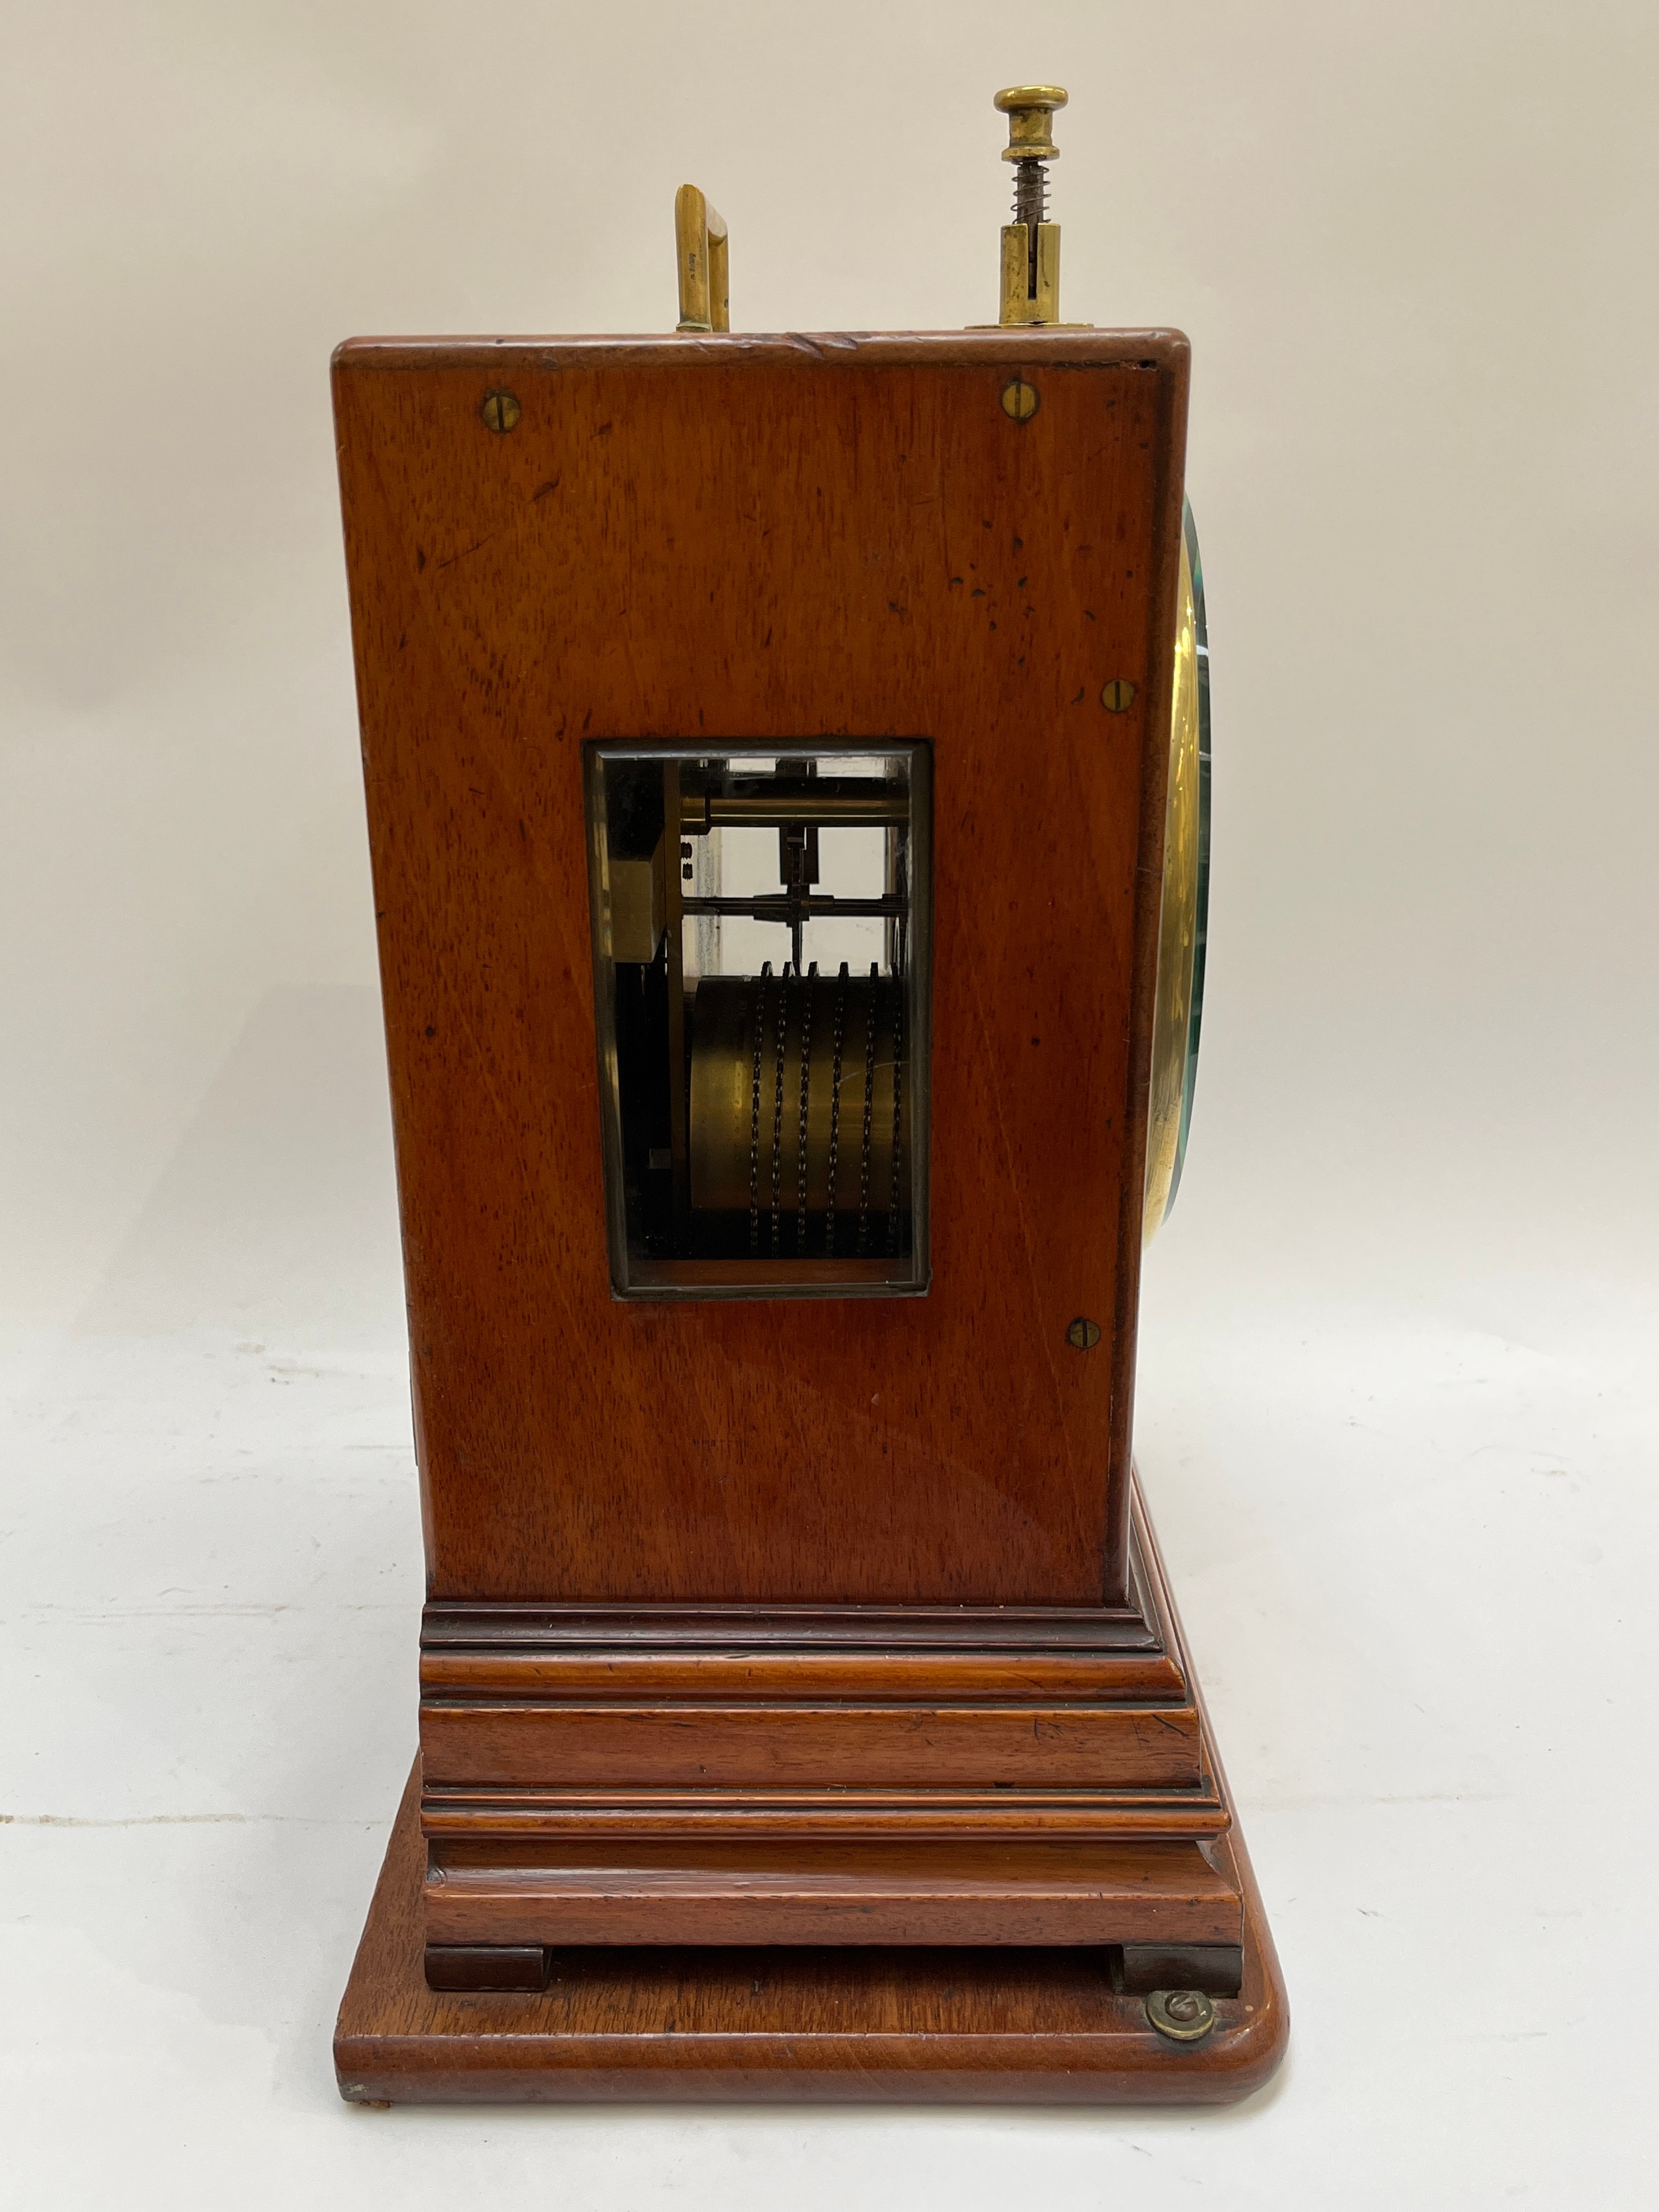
[585,743,931,1298]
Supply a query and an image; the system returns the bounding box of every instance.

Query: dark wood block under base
[334,1763,1287,2105]
[424,1944,549,1993]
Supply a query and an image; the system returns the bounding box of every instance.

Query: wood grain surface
[334,1756,1287,2104]
[422,1835,1242,1949]
[418,1698,1203,1791]
[417,1785,1232,1843]
[414,1476,1213,1834]
[333,329,1188,1611]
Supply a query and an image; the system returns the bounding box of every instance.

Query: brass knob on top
[995,84,1068,164]
[994,84,1068,327]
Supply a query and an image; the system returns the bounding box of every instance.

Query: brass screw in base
[1100,679,1137,713]
[1065,1317,1101,1351]
[1001,379,1040,422]
[1145,1989,1218,2043]
[480,391,522,433]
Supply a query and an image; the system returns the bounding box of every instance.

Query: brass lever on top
[674,183,729,331]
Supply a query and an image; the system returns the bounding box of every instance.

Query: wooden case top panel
[333,331,1187,1608]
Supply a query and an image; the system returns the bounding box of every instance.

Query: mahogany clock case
[328,327,1287,2102]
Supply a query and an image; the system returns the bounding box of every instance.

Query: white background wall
[2,3,1654,2205]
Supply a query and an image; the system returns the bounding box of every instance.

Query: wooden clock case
[328,327,1287,2104]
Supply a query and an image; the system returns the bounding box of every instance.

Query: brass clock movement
[330,84,1280,2107]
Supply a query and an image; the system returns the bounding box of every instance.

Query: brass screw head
[1146,1989,1218,2043]
[480,390,522,433]
[1001,378,1040,422]
[995,84,1068,163]
[1065,1317,1101,1351]
[1100,678,1137,713]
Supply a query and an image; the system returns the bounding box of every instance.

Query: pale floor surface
[3,993,1655,2209]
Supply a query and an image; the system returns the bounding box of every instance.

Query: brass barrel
[688,971,911,1242]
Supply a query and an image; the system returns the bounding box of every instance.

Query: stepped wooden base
[423,1834,1244,1953]
[334,1761,1287,2104]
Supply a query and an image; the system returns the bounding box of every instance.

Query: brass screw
[1145,1989,1217,2043]
[1065,1317,1101,1351]
[1100,678,1137,712]
[1001,378,1040,423]
[480,390,522,433]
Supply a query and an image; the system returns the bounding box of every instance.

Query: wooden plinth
[334,1762,1287,2105]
